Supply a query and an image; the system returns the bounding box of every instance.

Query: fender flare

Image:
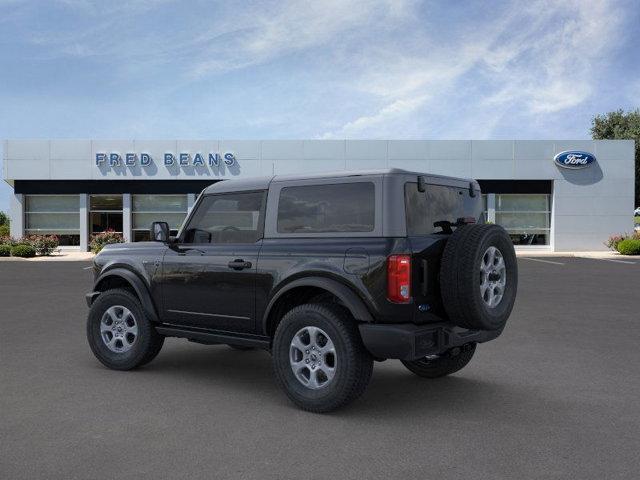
[93,268,159,323]
[262,276,374,333]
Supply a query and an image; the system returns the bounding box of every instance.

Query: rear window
[405,182,480,235]
[277,182,375,233]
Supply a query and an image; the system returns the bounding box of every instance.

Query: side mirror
[151,221,170,242]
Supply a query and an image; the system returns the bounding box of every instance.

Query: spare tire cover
[439,224,518,331]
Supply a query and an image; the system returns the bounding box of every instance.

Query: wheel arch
[93,268,159,323]
[262,276,373,338]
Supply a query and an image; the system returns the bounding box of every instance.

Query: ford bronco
[86,169,517,412]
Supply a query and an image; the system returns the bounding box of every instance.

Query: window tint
[183,192,264,244]
[405,182,480,235]
[277,182,375,233]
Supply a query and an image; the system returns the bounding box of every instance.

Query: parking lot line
[519,257,565,265]
[590,258,636,265]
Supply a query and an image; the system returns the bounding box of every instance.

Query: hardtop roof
[202,168,477,194]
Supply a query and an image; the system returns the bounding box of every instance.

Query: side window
[183,191,265,244]
[277,182,375,233]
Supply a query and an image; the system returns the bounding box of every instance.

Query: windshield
[405,182,482,235]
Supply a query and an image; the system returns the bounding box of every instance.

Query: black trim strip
[156,325,270,350]
[15,179,552,195]
[167,309,250,321]
[14,180,221,195]
[477,180,552,194]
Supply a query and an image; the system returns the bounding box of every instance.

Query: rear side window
[405,182,480,235]
[277,182,375,233]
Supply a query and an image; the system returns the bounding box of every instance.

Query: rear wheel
[272,303,373,413]
[401,344,476,378]
[86,289,164,370]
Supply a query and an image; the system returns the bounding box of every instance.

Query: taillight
[387,255,411,303]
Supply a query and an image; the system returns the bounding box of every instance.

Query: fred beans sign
[95,151,236,168]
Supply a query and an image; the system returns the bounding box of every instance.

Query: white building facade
[2,139,635,251]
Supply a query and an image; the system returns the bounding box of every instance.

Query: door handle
[228,259,252,270]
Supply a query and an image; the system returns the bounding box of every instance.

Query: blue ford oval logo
[554,150,595,169]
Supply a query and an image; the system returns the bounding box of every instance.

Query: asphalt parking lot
[1,258,639,479]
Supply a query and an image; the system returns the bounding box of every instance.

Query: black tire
[86,288,164,371]
[401,343,476,378]
[272,303,373,413]
[440,224,518,331]
[228,345,255,351]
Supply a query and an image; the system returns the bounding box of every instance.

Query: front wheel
[401,343,476,378]
[272,304,373,413]
[86,288,164,370]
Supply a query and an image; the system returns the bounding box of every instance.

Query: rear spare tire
[440,224,517,331]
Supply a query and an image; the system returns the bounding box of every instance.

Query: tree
[0,211,9,237]
[590,109,640,207]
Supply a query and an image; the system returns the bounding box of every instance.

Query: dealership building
[2,139,635,251]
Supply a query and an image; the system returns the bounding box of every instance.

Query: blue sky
[1,0,639,212]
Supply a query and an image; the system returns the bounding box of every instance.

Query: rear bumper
[358,322,503,361]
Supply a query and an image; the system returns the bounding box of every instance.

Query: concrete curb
[515,250,640,259]
[0,251,95,261]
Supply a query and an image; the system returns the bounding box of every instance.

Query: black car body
[87,169,517,411]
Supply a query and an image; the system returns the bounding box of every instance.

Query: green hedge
[10,244,36,258]
[0,244,10,256]
[616,238,640,255]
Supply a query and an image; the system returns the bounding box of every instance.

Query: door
[160,191,266,333]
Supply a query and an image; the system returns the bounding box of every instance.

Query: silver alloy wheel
[289,326,337,389]
[480,246,507,308]
[100,305,138,353]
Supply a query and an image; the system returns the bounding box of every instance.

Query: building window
[132,195,188,242]
[481,194,489,223]
[25,195,80,246]
[90,195,123,235]
[495,194,551,246]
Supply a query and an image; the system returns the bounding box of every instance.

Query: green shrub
[616,238,640,255]
[0,244,10,256]
[0,224,9,237]
[90,230,124,253]
[10,244,36,258]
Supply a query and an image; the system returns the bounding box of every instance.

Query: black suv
[86,169,517,412]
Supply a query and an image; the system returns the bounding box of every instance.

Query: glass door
[90,195,123,235]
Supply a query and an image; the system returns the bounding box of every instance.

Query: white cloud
[190,0,414,77]
[481,0,622,114]
[321,94,429,138]
[323,0,625,138]
[5,0,631,140]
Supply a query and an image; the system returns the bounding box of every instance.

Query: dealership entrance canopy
[2,139,634,251]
